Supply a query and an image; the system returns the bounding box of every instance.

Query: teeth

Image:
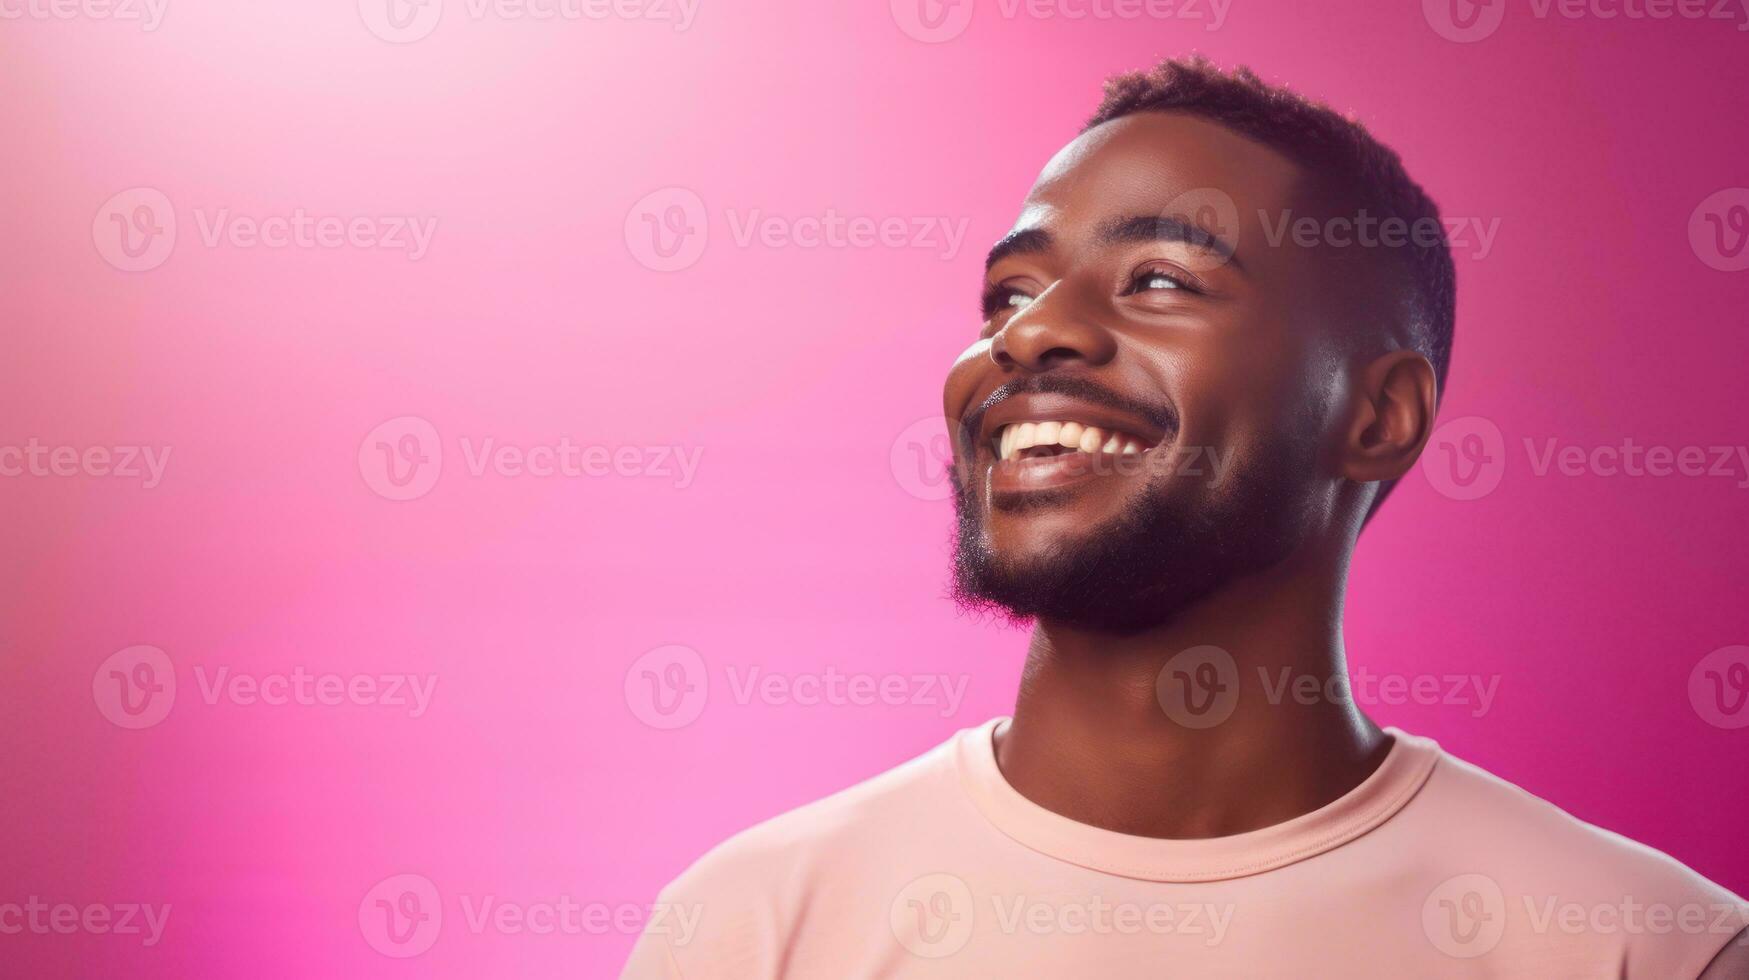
[995,421,1153,461]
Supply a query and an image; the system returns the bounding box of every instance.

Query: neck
[995,541,1389,839]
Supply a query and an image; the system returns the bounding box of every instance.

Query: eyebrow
[983,213,1242,272]
[984,228,1052,271]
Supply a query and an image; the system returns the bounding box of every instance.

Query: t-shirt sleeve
[620,918,684,980]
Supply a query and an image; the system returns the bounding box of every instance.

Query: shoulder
[631,725,979,977]
[664,727,966,898]
[1420,747,1736,898]
[1403,740,1746,977]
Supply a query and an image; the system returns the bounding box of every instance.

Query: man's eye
[1124,267,1197,295]
[981,285,1036,318]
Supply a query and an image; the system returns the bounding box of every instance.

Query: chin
[951,458,1300,635]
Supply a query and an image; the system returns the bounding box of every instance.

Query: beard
[949,446,1309,636]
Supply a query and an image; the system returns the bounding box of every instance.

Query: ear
[1340,350,1438,486]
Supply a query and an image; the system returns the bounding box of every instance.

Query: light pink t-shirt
[624,719,1746,978]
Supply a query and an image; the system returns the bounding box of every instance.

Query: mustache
[957,374,1179,453]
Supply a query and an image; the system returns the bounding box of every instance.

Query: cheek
[1160,333,1330,473]
[942,340,992,424]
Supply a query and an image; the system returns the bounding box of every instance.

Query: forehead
[1014,112,1304,237]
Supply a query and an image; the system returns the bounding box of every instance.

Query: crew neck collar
[953,717,1440,883]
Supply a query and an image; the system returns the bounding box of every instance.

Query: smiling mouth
[992,421,1155,463]
[980,419,1164,497]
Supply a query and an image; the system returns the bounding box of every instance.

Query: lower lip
[987,450,1147,494]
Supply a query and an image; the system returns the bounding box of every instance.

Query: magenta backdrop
[4,0,1749,975]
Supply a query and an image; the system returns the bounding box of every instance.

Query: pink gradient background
[4,0,1749,975]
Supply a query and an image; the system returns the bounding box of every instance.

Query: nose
[989,282,1118,372]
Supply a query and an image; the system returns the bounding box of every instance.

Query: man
[623,58,1748,978]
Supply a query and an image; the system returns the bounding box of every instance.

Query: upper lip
[974,392,1169,458]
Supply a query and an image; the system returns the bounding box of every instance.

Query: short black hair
[1086,56,1455,521]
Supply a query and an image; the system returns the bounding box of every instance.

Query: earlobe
[1340,350,1438,485]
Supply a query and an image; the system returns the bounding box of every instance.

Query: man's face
[945,111,1353,633]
